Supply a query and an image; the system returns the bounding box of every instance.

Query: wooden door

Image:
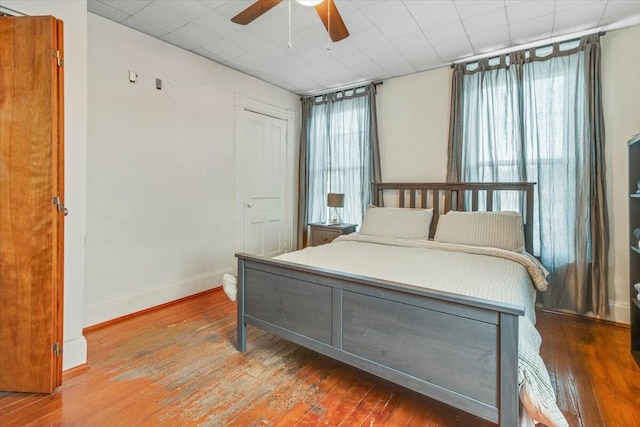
[238,110,288,258]
[0,15,65,393]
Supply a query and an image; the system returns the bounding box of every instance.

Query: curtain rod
[450,31,606,68]
[300,81,383,100]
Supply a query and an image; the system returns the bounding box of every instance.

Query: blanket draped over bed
[231,234,567,427]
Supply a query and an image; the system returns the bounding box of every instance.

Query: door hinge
[52,49,63,67]
[53,196,69,216]
[53,196,64,212]
[52,342,63,357]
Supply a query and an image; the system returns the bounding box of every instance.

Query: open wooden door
[0,15,65,393]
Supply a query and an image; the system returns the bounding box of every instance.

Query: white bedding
[228,235,567,426]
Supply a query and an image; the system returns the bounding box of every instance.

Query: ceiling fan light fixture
[296,0,323,6]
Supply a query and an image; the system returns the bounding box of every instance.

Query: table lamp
[327,193,344,225]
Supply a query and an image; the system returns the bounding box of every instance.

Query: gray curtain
[297,84,381,249]
[583,35,609,315]
[446,64,464,182]
[297,98,313,249]
[447,34,609,315]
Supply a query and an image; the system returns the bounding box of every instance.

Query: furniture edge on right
[628,132,640,367]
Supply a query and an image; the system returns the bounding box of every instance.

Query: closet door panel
[0,15,64,394]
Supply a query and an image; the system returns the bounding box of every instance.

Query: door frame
[234,94,295,262]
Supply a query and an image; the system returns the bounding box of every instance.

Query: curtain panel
[447,34,609,315]
[297,84,381,249]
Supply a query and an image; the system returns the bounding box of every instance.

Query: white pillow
[433,211,525,252]
[359,206,433,240]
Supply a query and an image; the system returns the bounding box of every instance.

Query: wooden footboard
[236,253,523,426]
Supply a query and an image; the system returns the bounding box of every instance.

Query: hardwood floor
[1,289,638,426]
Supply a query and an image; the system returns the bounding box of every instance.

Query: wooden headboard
[372,182,535,254]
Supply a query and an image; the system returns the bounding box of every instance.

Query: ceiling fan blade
[315,0,349,42]
[231,0,283,25]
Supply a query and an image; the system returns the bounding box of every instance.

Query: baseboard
[83,267,233,328]
[83,287,223,333]
[63,335,88,371]
[536,299,630,326]
[607,299,630,325]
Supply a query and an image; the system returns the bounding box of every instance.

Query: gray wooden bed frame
[236,182,535,426]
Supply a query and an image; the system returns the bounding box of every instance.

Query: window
[299,84,380,245]
[449,35,608,314]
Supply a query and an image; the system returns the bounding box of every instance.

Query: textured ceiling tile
[99,0,151,15]
[222,29,269,51]
[600,0,640,23]
[432,37,474,62]
[295,46,333,65]
[463,7,508,35]
[247,15,291,43]
[121,16,168,37]
[202,38,246,60]
[130,3,187,32]
[505,1,556,24]
[339,8,374,33]
[508,14,554,45]
[168,23,220,47]
[155,1,212,22]
[250,40,291,61]
[376,19,423,41]
[88,1,130,22]
[454,0,505,20]
[552,2,608,35]
[192,46,226,62]
[230,51,267,69]
[325,43,372,65]
[211,0,255,18]
[160,32,201,51]
[358,40,400,60]
[357,1,413,27]
[424,20,468,45]
[348,26,389,49]
[469,26,511,53]
[409,0,461,29]
[389,32,433,53]
[403,46,444,70]
[296,24,335,47]
[554,0,603,13]
[193,10,242,37]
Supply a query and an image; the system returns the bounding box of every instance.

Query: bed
[234,182,565,427]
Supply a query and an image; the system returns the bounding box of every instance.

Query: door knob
[64,208,69,216]
[247,203,252,208]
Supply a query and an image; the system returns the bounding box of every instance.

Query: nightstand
[308,222,357,247]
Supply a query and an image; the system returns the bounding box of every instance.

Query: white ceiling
[87,0,640,95]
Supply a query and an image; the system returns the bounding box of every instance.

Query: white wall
[0,0,89,369]
[84,14,299,327]
[377,24,640,324]
[602,25,640,323]
[377,68,451,182]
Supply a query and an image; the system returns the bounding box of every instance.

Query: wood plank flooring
[1,289,638,426]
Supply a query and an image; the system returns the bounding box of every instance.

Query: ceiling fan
[231,0,349,42]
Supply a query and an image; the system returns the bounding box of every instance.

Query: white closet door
[237,110,288,257]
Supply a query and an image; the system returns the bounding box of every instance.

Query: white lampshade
[296,0,323,6]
